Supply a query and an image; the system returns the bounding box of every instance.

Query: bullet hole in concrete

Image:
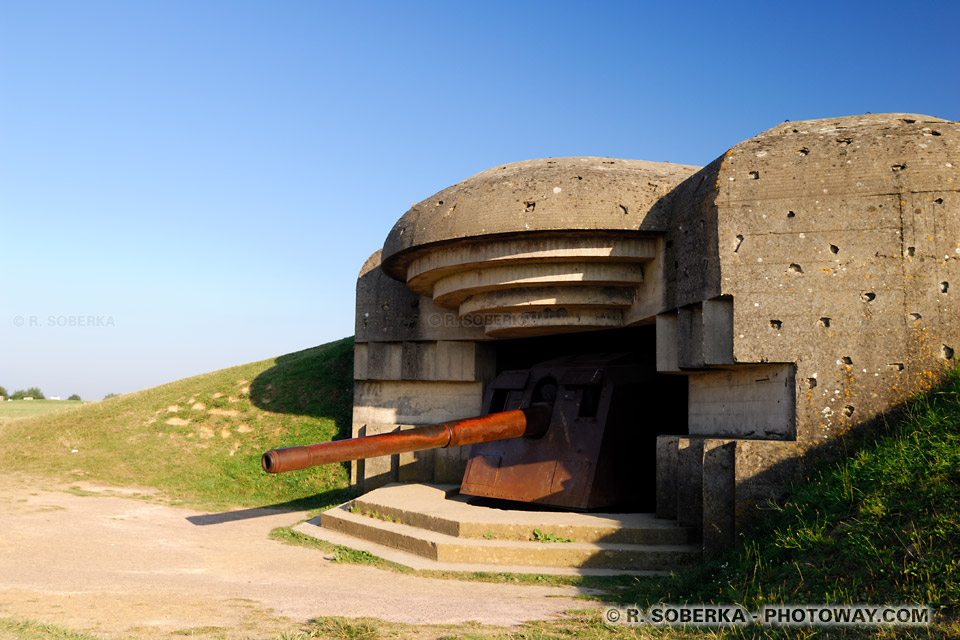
[436,200,444,207]
[789,264,804,273]
[843,405,855,418]
[573,175,582,181]
[934,198,943,205]
[943,345,955,360]
[749,171,760,180]
[792,129,799,133]
[902,118,916,124]
[909,313,922,322]
[819,317,831,328]
[787,211,796,218]
[619,204,628,215]
[734,235,744,253]
[524,201,536,213]
[770,319,782,330]
[837,137,853,146]
[861,292,876,302]
[830,244,840,254]
[807,378,818,389]
[891,163,907,172]
[887,363,904,372]
[942,282,950,294]
[906,246,916,257]
[930,130,942,136]
[841,356,853,365]
[797,148,809,156]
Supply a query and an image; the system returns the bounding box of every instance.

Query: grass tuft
[530,528,574,543]
[0,617,104,640]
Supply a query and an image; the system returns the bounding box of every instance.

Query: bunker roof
[380,157,699,281]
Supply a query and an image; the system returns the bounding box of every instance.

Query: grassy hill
[0,337,355,510]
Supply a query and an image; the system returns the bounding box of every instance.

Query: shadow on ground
[187,487,355,525]
[250,336,354,434]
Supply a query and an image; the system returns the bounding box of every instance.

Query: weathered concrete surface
[667,113,959,445]
[650,113,959,544]
[305,484,699,573]
[402,235,657,337]
[687,364,795,439]
[352,483,696,544]
[356,250,484,344]
[354,251,495,488]
[380,157,700,280]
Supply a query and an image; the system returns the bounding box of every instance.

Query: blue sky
[2,0,958,401]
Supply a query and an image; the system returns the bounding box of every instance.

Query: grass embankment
[0,337,354,511]
[0,399,86,424]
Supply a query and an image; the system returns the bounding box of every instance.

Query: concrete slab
[353,483,697,544]
[292,520,671,577]
[299,483,701,575]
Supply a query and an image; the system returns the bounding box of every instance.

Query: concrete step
[320,503,701,571]
[352,483,697,545]
[292,519,666,576]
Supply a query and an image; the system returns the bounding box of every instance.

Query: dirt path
[0,478,597,638]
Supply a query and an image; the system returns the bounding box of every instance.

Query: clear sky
[2,0,958,401]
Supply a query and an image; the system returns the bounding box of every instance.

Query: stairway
[293,483,701,576]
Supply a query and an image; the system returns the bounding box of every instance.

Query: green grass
[0,617,103,640]
[530,528,574,543]
[0,399,86,423]
[0,337,355,511]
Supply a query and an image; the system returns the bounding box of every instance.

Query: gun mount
[263,353,663,510]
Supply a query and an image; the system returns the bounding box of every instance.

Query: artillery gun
[263,353,662,510]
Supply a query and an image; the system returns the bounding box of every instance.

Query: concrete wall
[653,114,959,547]
[687,364,795,439]
[353,251,494,489]
[680,114,959,446]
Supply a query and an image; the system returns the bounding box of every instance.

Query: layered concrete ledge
[294,484,700,575]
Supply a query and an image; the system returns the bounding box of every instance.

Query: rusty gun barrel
[261,405,551,474]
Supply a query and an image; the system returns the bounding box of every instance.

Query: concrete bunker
[323,113,958,569]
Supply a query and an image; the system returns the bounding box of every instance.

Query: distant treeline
[0,386,82,401]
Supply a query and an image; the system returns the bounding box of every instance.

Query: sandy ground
[0,477,598,638]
